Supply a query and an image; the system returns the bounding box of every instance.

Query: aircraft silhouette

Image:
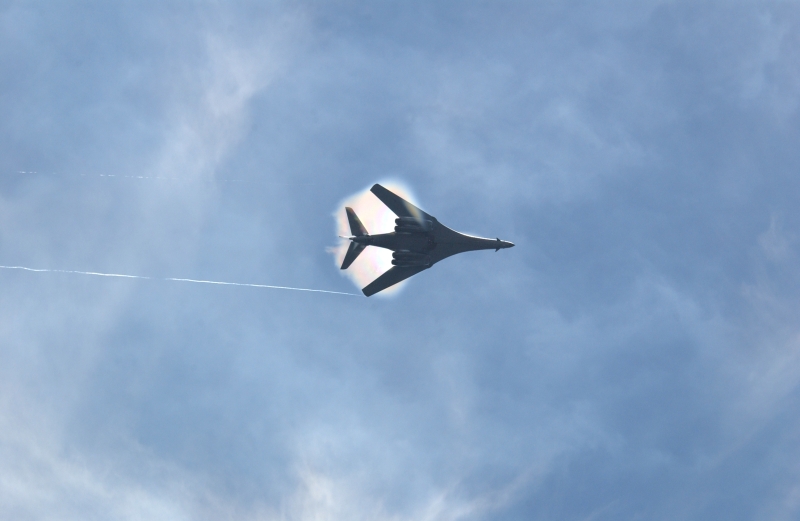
[341,184,514,296]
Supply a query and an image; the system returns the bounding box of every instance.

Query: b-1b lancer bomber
[341,184,514,296]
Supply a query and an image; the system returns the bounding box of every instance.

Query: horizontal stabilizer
[341,242,366,270]
[345,207,368,237]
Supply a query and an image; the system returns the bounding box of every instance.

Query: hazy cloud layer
[2,2,799,520]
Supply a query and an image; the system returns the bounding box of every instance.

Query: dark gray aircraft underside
[340,184,514,296]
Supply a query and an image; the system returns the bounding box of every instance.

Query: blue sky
[1,2,799,519]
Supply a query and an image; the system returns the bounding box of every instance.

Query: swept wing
[361,265,428,297]
[370,184,434,223]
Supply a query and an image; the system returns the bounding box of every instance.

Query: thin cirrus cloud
[2,2,800,521]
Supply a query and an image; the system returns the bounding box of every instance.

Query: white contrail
[0,265,360,296]
[6,171,302,183]
[5,171,249,182]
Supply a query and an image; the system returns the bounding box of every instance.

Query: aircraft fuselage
[352,220,514,267]
[340,183,514,296]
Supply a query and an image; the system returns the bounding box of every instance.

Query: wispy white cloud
[3,2,800,520]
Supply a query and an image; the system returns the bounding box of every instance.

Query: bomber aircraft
[340,184,514,296]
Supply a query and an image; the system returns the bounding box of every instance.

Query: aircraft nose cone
[495,238,514,250]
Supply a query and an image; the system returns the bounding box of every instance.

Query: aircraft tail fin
[345,207,368,237]
[340,242,366,270]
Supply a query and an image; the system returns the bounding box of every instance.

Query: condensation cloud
[331,181,421,297]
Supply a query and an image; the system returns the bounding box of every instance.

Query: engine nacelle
[394,217,432,231]
[392,250,431,267]
[392,259,431,267]
[395,225,424,234]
